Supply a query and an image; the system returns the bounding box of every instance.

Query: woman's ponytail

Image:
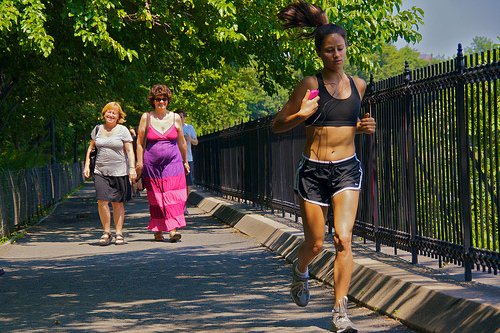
[278,1,347,50]
[278,0,328,36]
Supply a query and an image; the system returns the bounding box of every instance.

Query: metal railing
[193,45,499,281]
[0,163,83,237]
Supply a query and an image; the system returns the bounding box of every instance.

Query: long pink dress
[143,124,187,232]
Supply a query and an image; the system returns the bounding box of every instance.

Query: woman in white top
[84,102,136,246]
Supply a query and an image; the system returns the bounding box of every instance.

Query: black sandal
[154,232,164,241]
[99,231,112,246]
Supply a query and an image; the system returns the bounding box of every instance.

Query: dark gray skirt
[94,174,132,202]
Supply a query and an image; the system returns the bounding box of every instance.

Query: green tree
[345,44,441,82]
[376,45,433,80]
[0,0,424,168]
[464,36,499,55]
[173,64,289,135]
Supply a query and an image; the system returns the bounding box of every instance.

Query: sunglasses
[154,97,168,102]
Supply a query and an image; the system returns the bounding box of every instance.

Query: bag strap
[143,112,151,147]
[93,124,101,138]
[92,125,100,154]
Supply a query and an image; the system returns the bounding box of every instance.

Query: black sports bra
[305,73,361,127]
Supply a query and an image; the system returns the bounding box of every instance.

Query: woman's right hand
[271,79,319,134]
[83,166,90,179]
[297,89,320,119]
[183,161,190,175]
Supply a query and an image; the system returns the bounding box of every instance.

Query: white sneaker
[331,296,358,332]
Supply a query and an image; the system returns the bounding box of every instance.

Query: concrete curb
[189,190,500,333]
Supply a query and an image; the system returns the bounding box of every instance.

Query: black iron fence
[193,45,499,281]
[0,163,83,237]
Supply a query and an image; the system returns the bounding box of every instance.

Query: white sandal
[115,233,125,245]
[99,232,112,246]
[169,232,181,243]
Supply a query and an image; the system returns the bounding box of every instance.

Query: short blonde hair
[101,102,126,124]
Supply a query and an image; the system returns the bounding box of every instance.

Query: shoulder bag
[89,125,100,176]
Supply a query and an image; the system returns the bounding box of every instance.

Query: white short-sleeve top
[91,124,133,177]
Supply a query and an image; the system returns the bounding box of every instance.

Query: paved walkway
[189,191,500,333]
[0,183,414,332]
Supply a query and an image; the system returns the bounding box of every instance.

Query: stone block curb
[189,190,500,333]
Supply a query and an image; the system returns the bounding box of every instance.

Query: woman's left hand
[183,161,190,175]
[129,168,137,183]
[358,113,376,134]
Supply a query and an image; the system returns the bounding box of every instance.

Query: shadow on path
[0,183,414,333]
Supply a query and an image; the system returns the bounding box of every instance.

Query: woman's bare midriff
[303,126,357,161]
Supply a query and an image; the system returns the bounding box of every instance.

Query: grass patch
[0,230,27,244]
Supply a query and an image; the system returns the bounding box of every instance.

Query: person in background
[175,108,198,213]
[135,84,189,242]
[272,1,376,332]
[84,102,136,246]
[128,127,141,197]
[129,127,137,147]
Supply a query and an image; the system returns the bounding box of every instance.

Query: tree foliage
[464,36,499,55]
[346,44,441,81]
[0,0,424,168]
[173,64,289,135]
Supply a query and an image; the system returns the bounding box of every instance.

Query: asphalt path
[0,183,417,332]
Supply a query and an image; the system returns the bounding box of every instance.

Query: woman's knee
[333,233,352,253]
[111,201,124,208]
[304,238,324,255]
[97,200,109,207]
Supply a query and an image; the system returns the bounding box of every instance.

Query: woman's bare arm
[271,77,319,133]
[135,113,148,178]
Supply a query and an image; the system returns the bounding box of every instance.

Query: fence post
[266,116,274,213]
[364,74,378,246]
[73,133,78,163]
[8,171,18,230]
[404,61,418,264]
[455,43,473,281]
[50,117,56,165]
[0,180,5,236]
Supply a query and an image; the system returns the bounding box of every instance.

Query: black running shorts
[294,155,362,206]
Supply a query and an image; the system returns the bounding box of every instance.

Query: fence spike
[456,43,465,73]
[404,61,411,84]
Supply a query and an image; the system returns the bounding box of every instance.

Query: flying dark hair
[278,0,348,50]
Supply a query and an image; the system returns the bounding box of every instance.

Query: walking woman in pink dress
[135,84,190,242]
